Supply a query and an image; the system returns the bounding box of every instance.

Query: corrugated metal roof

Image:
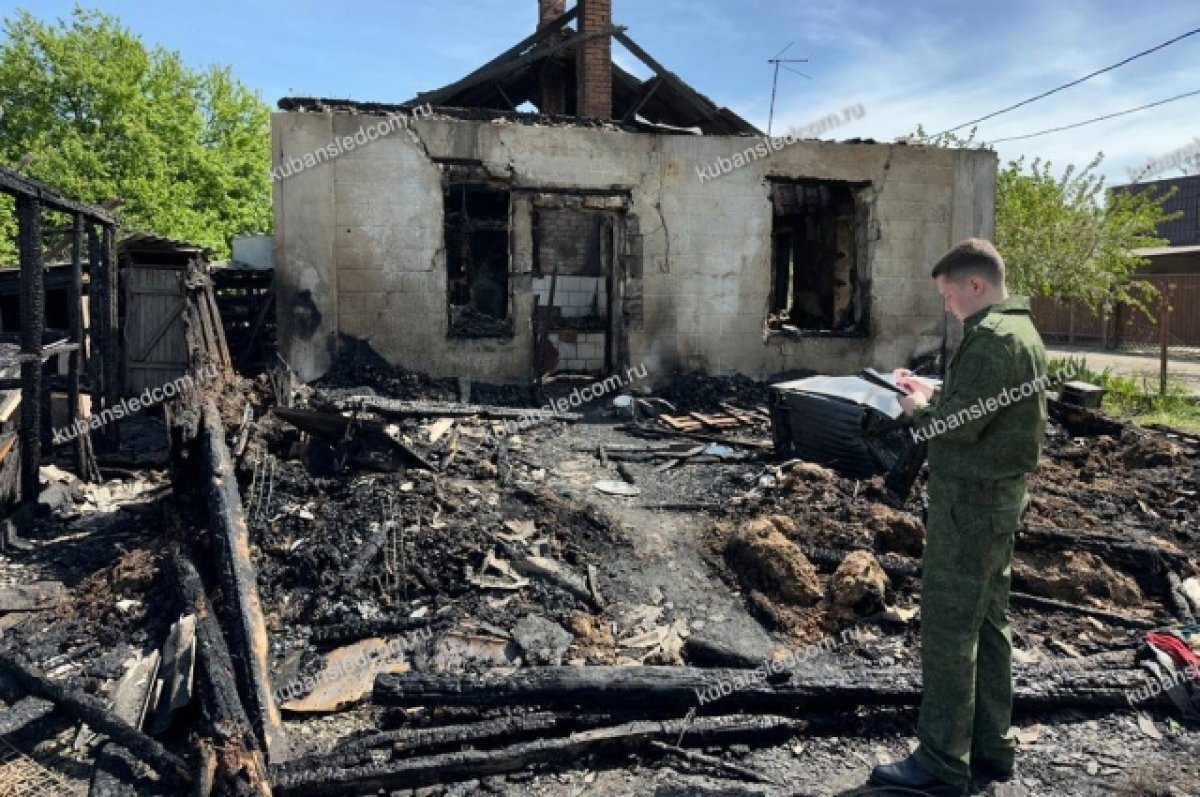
[1112,174,1200,246]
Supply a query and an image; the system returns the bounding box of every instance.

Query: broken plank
[649,740,774,784]
[509,553,603,610]
[78,649,161,751]
[689,412,741,429]
[0,647,190,787]
[148,615,197,735]
[621,424,774,450]
[660,415,702,432]
[329,711,561,759]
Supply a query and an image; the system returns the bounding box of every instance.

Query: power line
[936,26,1200,136]
[987,87,1200,143]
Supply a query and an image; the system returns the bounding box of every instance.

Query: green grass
[1048,355,1200,433]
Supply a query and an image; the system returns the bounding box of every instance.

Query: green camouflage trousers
[915,473,1027,786]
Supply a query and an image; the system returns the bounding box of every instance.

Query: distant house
[272,0,997,385]
[1111,174,1200,275]
[1033,175,1200,346]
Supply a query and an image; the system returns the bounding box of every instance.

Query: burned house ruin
[272,0,996,384]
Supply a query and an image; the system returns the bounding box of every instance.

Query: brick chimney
[576,0,613,119]
[539,0,566,25]
[537,0,568,114]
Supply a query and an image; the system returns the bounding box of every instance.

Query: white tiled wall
[549,331,606,373]
[532,275,608,318]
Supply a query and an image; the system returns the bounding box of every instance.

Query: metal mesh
[0,737,79,797]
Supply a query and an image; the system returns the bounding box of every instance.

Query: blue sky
[4,0,1199,185]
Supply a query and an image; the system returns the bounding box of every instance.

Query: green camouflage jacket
[911,296,1048,483]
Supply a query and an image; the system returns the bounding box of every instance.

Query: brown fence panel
[1031,297,1109,344]
[1031,274,1200,348]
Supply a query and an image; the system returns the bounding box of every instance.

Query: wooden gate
[123,264,188,394]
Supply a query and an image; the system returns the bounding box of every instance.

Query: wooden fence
[1031,274,1200,348]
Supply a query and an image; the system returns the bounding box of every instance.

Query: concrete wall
[272,111,996,384]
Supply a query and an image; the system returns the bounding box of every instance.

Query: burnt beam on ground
[334,396,583,423]
[375,665,1164,714]
[0,648,190,788]
[269,715,799,796]
[196,400,290,764]
[169,549,272,796]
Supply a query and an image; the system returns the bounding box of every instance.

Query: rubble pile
[0,359,1197,796]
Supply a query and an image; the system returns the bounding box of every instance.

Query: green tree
[0,6,270,259]
[907,126,1176,314]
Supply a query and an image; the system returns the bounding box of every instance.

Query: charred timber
[0,648,190,788]
[375,665,1165,714]
[169,550,272,797]
[17,195,43,503]
[334,396,583,424]
[270,715,799,796]
[196,401,290,764]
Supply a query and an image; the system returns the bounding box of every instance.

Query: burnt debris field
[1,349,1197,797]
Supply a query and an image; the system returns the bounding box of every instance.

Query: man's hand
[893,369,936,402]
[898,392,928,417]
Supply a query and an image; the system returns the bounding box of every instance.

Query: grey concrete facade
[272,110,997,385]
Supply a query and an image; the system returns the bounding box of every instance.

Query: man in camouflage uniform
[870,238,1048,796]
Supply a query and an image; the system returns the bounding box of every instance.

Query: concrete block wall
[273,112,996,385]
[550,331,606,372]
[533,275,607,318]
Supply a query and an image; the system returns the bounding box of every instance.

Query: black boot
[971,760,1015,791]
[869,754,967,796]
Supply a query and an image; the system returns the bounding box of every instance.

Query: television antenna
[768,42,810,136]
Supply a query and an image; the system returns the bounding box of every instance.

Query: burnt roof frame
[0,167,118,227]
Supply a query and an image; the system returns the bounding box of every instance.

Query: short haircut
[931,238,1006,286]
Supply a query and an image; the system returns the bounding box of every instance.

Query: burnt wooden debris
[374,664,1165,715]
[170,550,273,797]
[274,406,437,471]
[270,715,800,796]
[0,168,114,501]
[1,174,1194,796]
[168,393,289,768]
[0,648,191,788]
